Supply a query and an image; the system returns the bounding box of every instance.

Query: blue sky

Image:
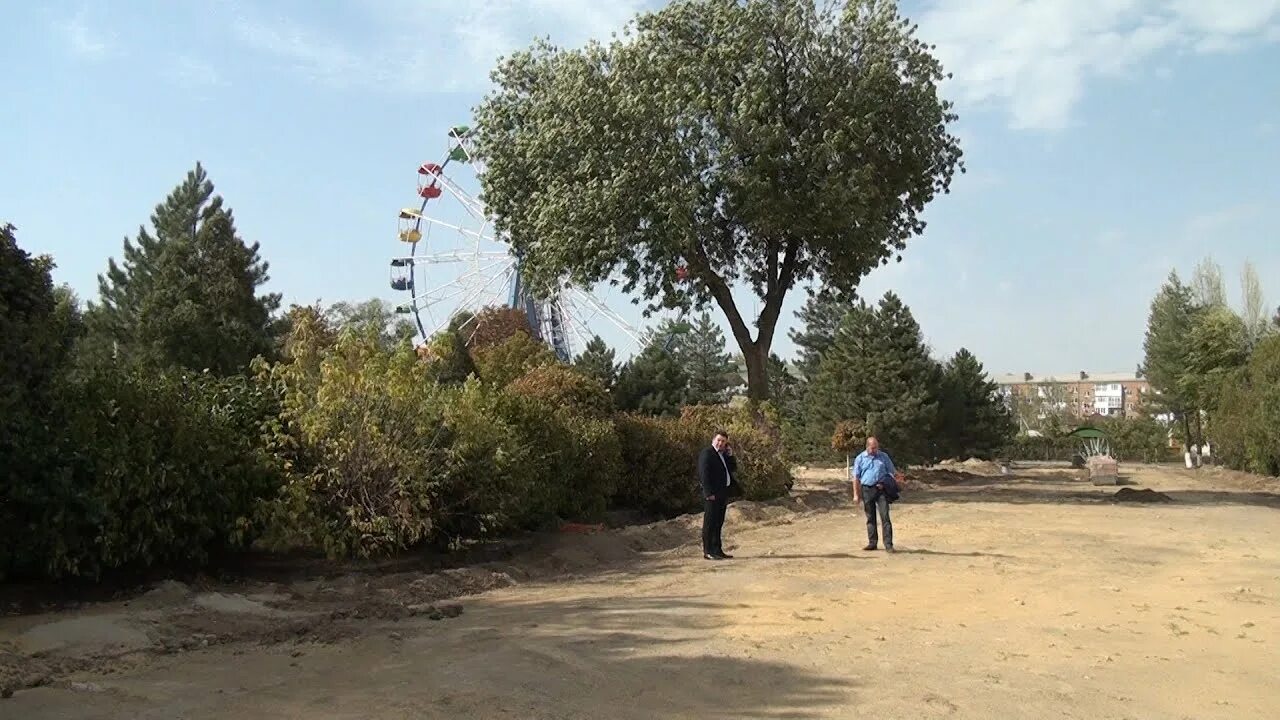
[3,1,1278,374]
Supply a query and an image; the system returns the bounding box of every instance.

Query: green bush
[999,435,1075,462]
[613,414,704,515]
[680,404,792,501]
[1096,416,1176,463]
[258,328,451,558]
[491,391,622,526]
[471,333,557,387]
[507,364,613,418]
[3,365,280,579]
[420,328,476,385]
[1212,336,1280,476]
[613,404,792,517]
[428,379,536,541]
[999,417,1176,465]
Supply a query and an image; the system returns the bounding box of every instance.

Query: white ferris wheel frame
[394,132,646,356]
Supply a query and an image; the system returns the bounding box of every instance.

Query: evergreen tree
[1140,272,1198,446]
[88,164,281,374]
[614,329,690,416]
[938,348,1015,460]
[573,335,618,391]
[680,312,739,405]
[805,293,941,466]
[767,353,803,418]
[789,290,853,381]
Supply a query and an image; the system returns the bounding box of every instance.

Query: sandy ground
[2,462,1278,719]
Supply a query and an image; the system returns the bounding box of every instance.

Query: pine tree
[789,290,854,381]
[1140,272,1198,446]
[88,164,281,374]
[614,329,690,416]
[938,348,1015,460]
[680,312,739,405]
[574,335,618,391]
[805,293,941,466]
[767,353,803,418]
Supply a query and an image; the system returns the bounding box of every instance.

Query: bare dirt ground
[3,462,1278,719]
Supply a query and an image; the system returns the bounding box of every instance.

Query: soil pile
[1113,487,1173,503]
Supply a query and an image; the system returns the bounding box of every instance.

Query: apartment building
[994,371,1151,419]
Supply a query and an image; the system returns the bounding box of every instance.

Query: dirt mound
[1113,488,1173,503]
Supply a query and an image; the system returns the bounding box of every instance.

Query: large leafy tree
[805,292,941,465]
[1190,257,1227,309]
[89,164,281,374]
[1140,272,1198,446]
[326,298,416,348]
[938,348,1015,460]
[1239,261,1271,349]
[475,0,962,400]
[1181,305,1249,419]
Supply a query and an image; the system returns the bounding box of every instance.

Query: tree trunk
[742,341,769,401]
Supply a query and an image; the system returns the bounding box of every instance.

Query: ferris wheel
[390,125,645,360]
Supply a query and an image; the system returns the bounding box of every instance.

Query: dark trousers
[702,496,727,555]
[862,484,893,548]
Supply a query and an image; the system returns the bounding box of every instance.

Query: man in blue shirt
[852,436,897,552]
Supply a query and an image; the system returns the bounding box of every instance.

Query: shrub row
[2,293,793,578]
[1,365,279,580]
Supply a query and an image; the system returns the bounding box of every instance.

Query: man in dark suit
[699,430,737,561]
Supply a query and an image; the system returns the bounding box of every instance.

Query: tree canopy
[475,0,961,399]
[88,164,281,374]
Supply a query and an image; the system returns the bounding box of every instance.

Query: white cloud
[232,0,654,94]
[164,56,224,88]
[916,0,1280,131]
[58,6,115,60]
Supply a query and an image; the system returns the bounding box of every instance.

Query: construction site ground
[2,462,1278,719]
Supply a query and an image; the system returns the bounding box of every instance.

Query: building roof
[993,372,1144,385]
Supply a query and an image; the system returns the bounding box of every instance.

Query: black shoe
[862,544,878,551]
[704,553,724,561]
[716,552,734,559]
[885,546,896,553]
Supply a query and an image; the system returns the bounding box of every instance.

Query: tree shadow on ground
[432,594,856,719]
[745,552,868,561]
[892,548,1016,559]
[7,595,857,720]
